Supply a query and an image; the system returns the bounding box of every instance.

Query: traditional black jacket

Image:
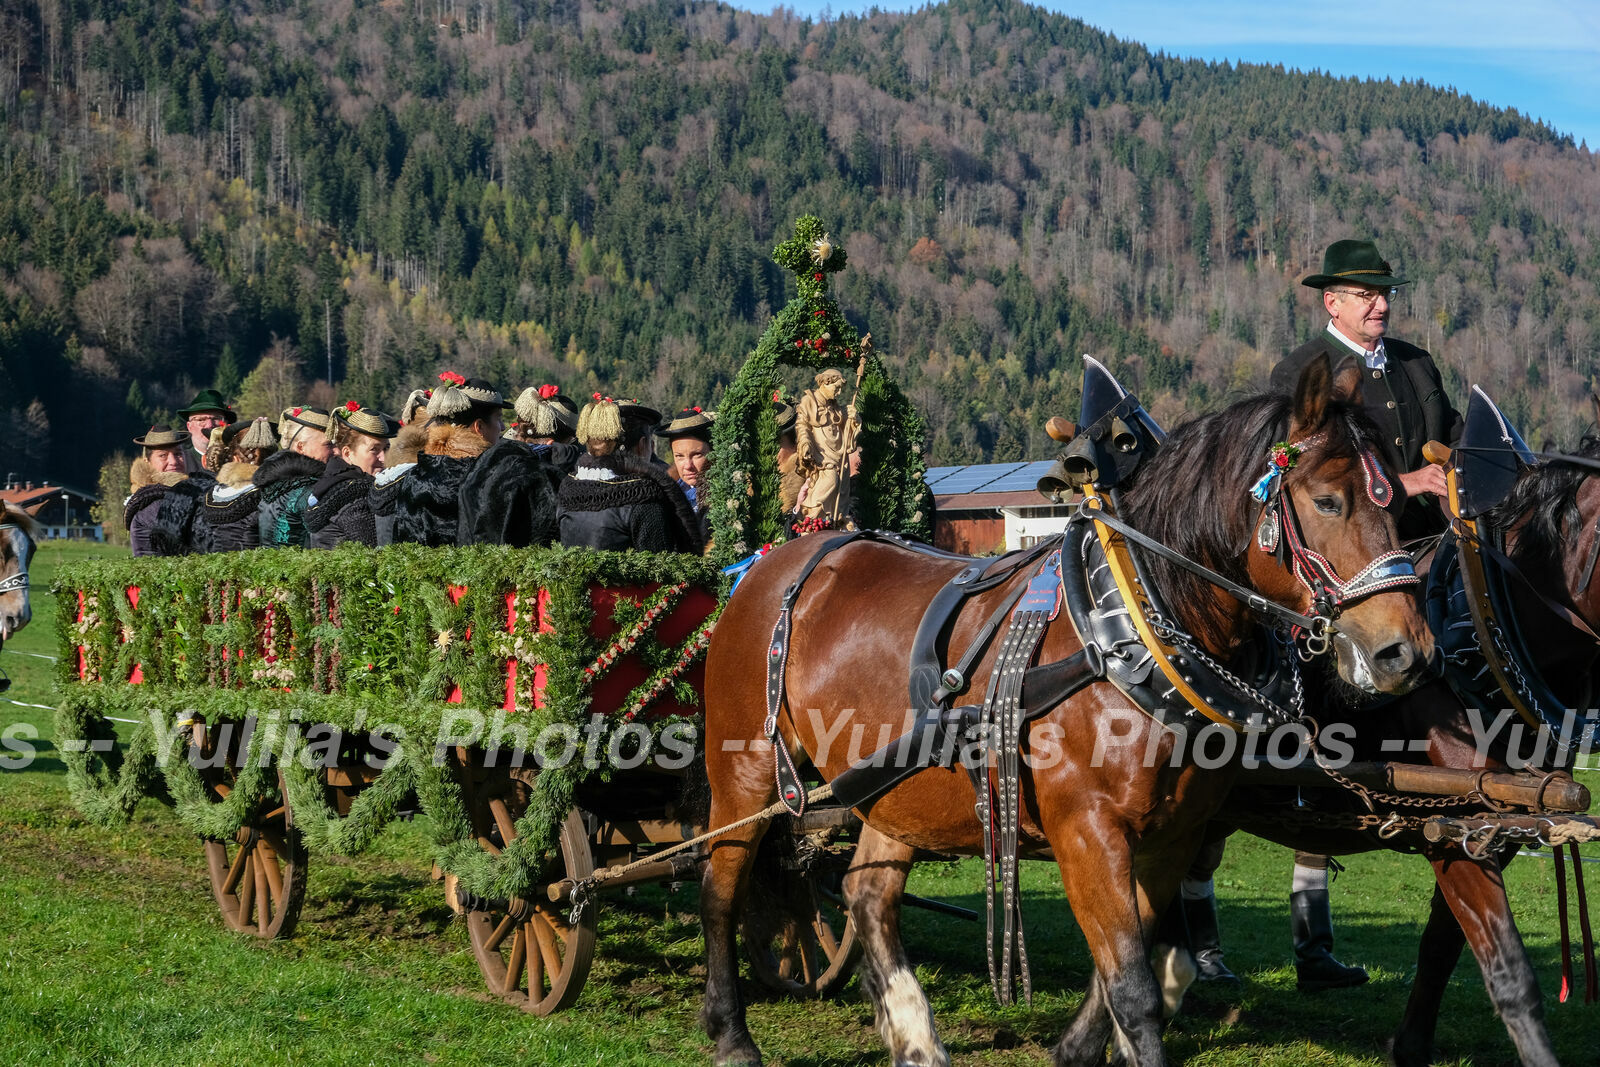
[557,453,704,553]
[455,439,561,547]
[1272,330,1464,539]
[191,462,262,553]
[306,455,378,549]
[369,462,414,546]
[253,451,327,549]
[392,425,490,547]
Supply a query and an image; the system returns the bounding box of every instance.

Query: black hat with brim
[177,388,239,423]
[774,402,797,434]
[1301,239,1409,290]
[619,402,662,428]
[134,424,188,448]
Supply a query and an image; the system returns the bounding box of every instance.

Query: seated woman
[255,407,332,548]
[192,417,278,552]
[508,384,583,475]
[659,407,715,548]
[307,403,399,549]
[387,386,433,468]
[393,373,510,546]
[125,425,194,557]
[556,396,703,553]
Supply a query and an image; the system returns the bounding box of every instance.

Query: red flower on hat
[291,407,303,416]
[772,390,781,402]
[593,392,603,400]
[539,384,559,399]
[439,371,465,386]
[813,272,823,281]
[344,400,360,413]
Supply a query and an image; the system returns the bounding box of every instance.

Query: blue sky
[737,0,1600,149]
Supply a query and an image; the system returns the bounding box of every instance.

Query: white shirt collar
[1326,322,1387,370]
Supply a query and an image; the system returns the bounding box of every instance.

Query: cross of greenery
[771,215,848,302]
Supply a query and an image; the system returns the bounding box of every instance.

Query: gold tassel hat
[427,372,512,421]
[513,384,580,436]
[237,417,279,451]
[576,395,625,446]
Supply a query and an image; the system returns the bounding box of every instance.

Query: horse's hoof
[1385,1035,1430,1067]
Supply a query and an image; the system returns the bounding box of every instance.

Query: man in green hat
[1240,240,1464,996]
[1270,239,1462,539]
[176,388,238,475]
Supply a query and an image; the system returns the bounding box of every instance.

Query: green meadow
[2,540,1594,1065]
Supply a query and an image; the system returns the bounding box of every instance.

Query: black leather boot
[1291,889,1368,992]
[1182,891,1240,987]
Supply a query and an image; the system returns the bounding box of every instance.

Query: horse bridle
[0,523,31,597]
[1258,434,1417,613]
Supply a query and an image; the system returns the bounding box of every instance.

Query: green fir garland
[705,216,932,567]
[54,546,724,899]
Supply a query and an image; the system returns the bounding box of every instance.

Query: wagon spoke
[532,916,561,993]
[504,926,527,996]
[529,920,552,996]
[221,840,253,894]
[485,913,516,952]
[255,857,271,935]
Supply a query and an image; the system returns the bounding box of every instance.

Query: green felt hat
[1301,239,1409,290]
[176,388,238,423]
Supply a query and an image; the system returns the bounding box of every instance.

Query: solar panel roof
[978,460,1058,493]
[923,461,1042,495]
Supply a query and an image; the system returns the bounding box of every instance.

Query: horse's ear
[1291,352,1334,434]
[1331,353,1364,406]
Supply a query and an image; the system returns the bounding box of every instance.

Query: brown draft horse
[0,503,38,644]
[1166,431,1600,1066]
[699,359,1435,1067]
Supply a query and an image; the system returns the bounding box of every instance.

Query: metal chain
[1148,610,1305,724]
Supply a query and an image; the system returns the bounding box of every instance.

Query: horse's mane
[1118,393,1377,648]
[1483,434,1600,564]
[1,503,41,542]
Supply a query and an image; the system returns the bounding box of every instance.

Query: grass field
[3,540,1596,1065]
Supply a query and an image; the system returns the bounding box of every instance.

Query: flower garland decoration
[581,582,688,682]
[53,545,723,903]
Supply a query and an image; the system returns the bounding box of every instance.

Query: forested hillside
[3,0,1598,486]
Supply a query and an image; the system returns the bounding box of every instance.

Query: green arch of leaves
[705,216,932,567]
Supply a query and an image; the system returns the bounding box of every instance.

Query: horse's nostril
[1373,641,1415,675]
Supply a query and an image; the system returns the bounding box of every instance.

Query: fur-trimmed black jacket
[556,452,705,553]
[125,458,195,557]
[456,439,561,547]
[306,455,378,549]
[192,462,262,553]
[393,425,490,547]
[254,451,326,549]
[369,462,414,546]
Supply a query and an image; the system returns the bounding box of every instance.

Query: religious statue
[795,361,863,526]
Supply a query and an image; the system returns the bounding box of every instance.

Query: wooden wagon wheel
[460,768,597,1015]
[742,856,860,997]
[197,724,307,940]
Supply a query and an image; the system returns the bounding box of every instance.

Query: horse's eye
[1313,496,1342,516]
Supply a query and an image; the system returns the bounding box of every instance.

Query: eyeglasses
[1330,287,1398,308]
[186,413,225,425]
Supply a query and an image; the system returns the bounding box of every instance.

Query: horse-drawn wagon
[51,215,934,1016]
[48,215,1600,1066]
